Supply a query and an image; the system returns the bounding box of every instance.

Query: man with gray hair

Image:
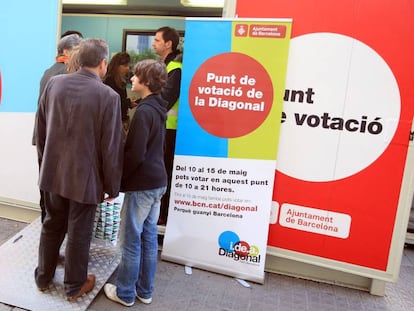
[34,38,123,301]
[33,33,83,221]
[38,33,83,97]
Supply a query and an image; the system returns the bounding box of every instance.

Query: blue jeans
[116,187,166,303]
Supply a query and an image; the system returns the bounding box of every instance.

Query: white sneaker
[104,283,134,307]
[136,294,152,304]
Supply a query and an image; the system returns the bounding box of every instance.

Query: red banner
[237,0,414,271]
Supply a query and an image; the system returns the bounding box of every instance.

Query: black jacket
[161,52,182,110]
[121,94,168,191]
[103,75,130,122]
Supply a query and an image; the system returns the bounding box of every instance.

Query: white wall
[0,0,60,208]
[0,114,39,204]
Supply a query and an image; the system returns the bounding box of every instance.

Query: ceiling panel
[62,0,223,17]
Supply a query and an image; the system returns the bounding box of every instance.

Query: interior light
[62,0,127,5]
[180,0,224,8]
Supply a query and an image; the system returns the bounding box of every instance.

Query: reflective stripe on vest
[166,60,181,130]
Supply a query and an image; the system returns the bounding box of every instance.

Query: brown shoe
[67,274,96,301]
[37,284,50,292]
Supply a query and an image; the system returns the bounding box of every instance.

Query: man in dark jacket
[34,38,123,301]
[152,26,182,225]
[38,33,82,99]
[33,33,83,222]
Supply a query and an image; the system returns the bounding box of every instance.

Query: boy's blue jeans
[116,187,166,303]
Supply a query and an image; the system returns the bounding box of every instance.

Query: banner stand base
[265,254,386,296]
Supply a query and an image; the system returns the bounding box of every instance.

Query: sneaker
[104,283,134,307]
[136,294,152,304]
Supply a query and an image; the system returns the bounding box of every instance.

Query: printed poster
[236,0,414,277]
[161,18,292,283]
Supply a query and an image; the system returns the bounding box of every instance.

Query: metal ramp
[0,217,119,311]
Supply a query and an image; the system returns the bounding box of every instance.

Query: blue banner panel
[0,1,60,112]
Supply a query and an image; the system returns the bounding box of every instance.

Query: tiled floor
[1,217,414,311]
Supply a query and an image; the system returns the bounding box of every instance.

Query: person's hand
[129,97,138,108]
[103,193,115,202]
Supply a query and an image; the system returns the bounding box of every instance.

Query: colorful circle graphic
[234,241,250,256]
[189,52,273,138]
[218,230,239,252]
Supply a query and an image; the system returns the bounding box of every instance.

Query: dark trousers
[159,129,176,225]
[35,191,96,296]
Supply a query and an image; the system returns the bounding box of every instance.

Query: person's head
[105,52,131,88]
[106,52,131,77]
[152,26,180,60]
[67,45,81,73]
[61,30,83,38]
[78,38,109,78]
[131,59,167,96]
[57,34,82,57]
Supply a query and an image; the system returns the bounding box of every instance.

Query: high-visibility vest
[166,60,181,130]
